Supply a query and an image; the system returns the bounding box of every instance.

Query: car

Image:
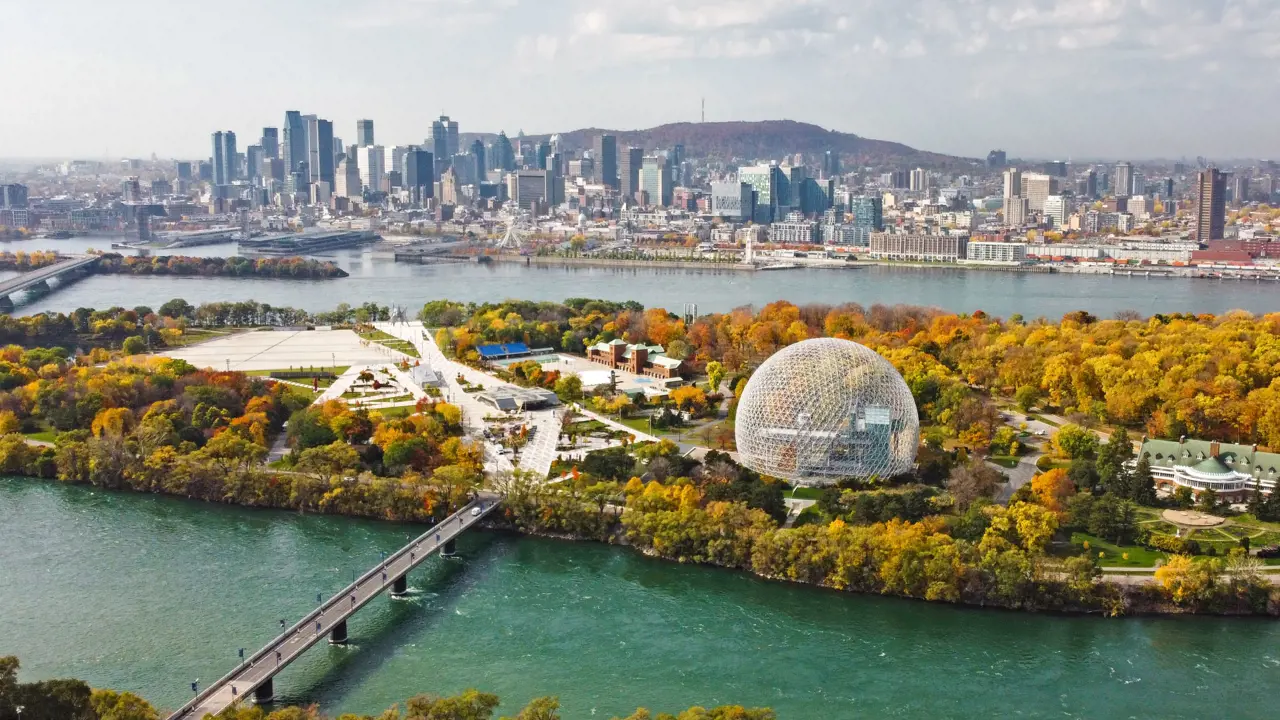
[470,507,482,517]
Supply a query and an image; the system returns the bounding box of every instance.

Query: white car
[470,507,482,517]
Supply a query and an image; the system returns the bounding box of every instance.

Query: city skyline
[2,0,1279,160]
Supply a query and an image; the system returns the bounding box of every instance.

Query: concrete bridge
[0,255,100,311]
[165,494,500,720]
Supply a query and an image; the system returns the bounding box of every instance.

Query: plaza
[163,328,400,371]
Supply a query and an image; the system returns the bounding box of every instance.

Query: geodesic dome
[734,338,919,485]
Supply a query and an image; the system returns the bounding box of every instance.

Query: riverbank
[494,254,759,272]
[6,478,1280,719]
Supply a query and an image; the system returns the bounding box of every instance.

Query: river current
[3,480,1279,719]
[3,236,1278,318]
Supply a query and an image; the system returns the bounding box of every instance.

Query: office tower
[738,164,782,223]
[1002,168,1021,200]
[383,145,410,179]
[594,134,618,188]
[1005,196,1030,226]
[428,116,459,179]
[987,150,1007,169]
[358,145,385,193]
[0,184,28,208]
[1044,195,1070,228]
[1195,169,1227,241]
[849,195,884,231]
[1162,177,1175,199]
[1021,172,1055,212]
[909,167,927,192]
[536,140,552,174]
[545,152,565,207]
[266,158,285,183]
[822,151,840,179]
[283,111,307,180]
[1114,161,1133,198]
[261,128,279,159]
[710,182,753,221]
[198,161,212,182]
[620,147,644,202]
[246,145,263,183]
[491,132,515,172]
[211,131,237,185]
[1231,174,1250,206]
[335,157,361,199]
[357,119,375,147]
[404,149,434,206]
[303,117,335,188]
[175,161,192,181]
[1043,161,1068,177]
[469,140,486,183]
[1085,170,1098,199]
[513,170,548,211]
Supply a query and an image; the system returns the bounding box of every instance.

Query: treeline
[0,250,59,270]
[0,656,772,720]
[424,298,1280,449]
[94,253,348,279]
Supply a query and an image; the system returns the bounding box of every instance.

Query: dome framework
[734,338,920,485]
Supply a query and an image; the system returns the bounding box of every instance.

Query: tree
[946,460,1003,510]
[402,689,500,720]
[0,410,18,435]
[1196,487,1220,514]
[1095,429,1134,498]
[1053,424,1097,460]
[121,335,146,355]
[501,697,560,720]
[1030,469,1075,517]
[553,375,582,403]
[1155,554,1219,606]
[705,361,725,393]
[1131,455,1156,506]
[988,426,1019,456]
[90,689,160,720]
[1014,385,1039,412]
[1172,485,1194,509]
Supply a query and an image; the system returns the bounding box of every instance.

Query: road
[166,493,500,720]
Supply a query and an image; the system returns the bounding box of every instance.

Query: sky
[2,0,1278,161]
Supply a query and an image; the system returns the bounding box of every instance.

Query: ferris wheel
[497,211,532,249]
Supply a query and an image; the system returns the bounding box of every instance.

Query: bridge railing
[166,495,495,719]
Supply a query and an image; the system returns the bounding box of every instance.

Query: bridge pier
[329,619,348,645]
[253,677,274,704]
[442,539,458,557]
[391,574,409,596]
[0,296,11,313]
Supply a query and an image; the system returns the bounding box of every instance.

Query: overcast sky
[2,0,1276,161]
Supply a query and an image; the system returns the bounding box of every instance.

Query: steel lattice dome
[734,338,919,485]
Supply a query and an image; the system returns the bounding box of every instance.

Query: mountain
[460,120,973,167]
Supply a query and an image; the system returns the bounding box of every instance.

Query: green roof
[1192,457,1232,475]
[1140,437,1280,480]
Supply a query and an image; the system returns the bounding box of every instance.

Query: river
[3,479,1279,719]
[2,236,1278,319]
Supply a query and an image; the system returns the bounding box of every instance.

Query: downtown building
[869,232,968,262]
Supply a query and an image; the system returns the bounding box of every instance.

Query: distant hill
[460,120,973,167]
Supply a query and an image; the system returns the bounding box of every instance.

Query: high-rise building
[1085,170,1098,199]
[1195,169,1227,241]
[1042,161,1068,177]
[620,147,644,202]
[822,151,840,179]
[335,157,362,199]
[469,140,486,184]
[513,170,548,211]
[545,153,565,208]
[640,155,672,207]
[0,184,28,208]
[908,167,928,192]
[404,149,434,206]
[987,150,1007,169]
[283,111,308,181]
[594,134,618,189]
[246,145,263,183]
[357,119,375,147]
[175,162,192,181]
[491,132,515,172]
[848,195,883,231]
[738,164,783,223]
[1114,162,1133,199]
[358,145,385,194]
[1005,196,1030,226]
[1021,173,1056,212]
[211,131,237,185]
[710,182,753,221]
[536,141,552,174]
[303,117,335,188]
[428,116,459,179]
[1002,168,1021,200]
[261,128,279,160]
[1044,195,1070,228]
[1231,174,1250,206]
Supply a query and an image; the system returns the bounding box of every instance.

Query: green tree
[1053,424,1097,460]
[1014,385,1039,412]
[1095,429,1134,498]
[403,689,500,720]
[501,697,560,720]
[121,335,146,355]
[1132,455,1157,506]
[90,688,160,720]
[1197,487,1220,514]
[553,375,582,403]
[1172,485,1194,509]
[705,361,725,393]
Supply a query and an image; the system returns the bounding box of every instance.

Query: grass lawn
[563,420,607,435]
[165,328,246,348]
[989,455,1021,468]
[786,486,826,500]
[358,329,420,358]
[375,406,415,419]
[1068,532,1167,567]
[23,430,58,443]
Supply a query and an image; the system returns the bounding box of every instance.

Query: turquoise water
[3,479,1279,719]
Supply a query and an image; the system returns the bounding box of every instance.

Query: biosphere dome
[734,338,919,485]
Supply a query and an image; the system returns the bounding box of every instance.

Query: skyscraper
[822,151,840,179]
[1195,169,1227,241]
[261,128,279,159]
[593,134,618,189]
[357,119,375,147]
[336,157,362,199]
[620,147,644,202]
[1002,168,1021,200]
[986,150,1007,169]
[1021,173,1056,212]
[908,168,928,192]
[849,196,883,231]
[492,132,515,172]
[640,155,671,207]
[738,164,783,223]
[1114,162,1133,199]
[428,116,459,179]
[303,117,335,188]
[404,149,434,207]
[358,145,385,194]
[211,131,237,185]
[283,111,308,180]
[1085,170,1098,199]
[536,141,552,174]
[470,140,486,183]
[246,145,263,183]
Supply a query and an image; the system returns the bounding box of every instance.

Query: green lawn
[786,486,826,500]
[1068,532,1167,567]
[989,455,1021,468]
[376,406,415,419]
[23,430,58,443]
[358,330,420,358]
[563,420,607,435]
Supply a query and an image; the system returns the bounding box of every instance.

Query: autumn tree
[946,460,1004,510]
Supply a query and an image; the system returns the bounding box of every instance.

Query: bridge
[165,493,501,720]
[0,255,100,311]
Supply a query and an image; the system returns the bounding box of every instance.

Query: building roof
[477,342,531,358]
[475,385,560,411]
[1141,437,1280,481]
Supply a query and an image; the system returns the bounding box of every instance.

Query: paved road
[166,493,500,720]
[0,255,97,298]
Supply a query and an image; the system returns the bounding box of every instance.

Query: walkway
[166,493,500,720]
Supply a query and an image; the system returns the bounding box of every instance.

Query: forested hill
[461,120,973,167]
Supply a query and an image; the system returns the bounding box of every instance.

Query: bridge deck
[0,255,98,298]
[167,493,501,720]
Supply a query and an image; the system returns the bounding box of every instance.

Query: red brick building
[585,339,684,379]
